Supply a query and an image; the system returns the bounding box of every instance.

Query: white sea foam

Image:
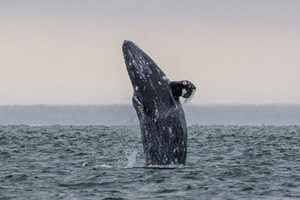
[99,164,113,168]
[126,149,138,168]
[145,164,185,169]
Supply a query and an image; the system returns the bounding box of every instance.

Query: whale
[122,40,196,165]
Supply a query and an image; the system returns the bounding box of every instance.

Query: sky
[0,0,300,105]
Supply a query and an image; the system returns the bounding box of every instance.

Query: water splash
[99,164,112,168]
[126,149,138,168]
[145,164,185,169]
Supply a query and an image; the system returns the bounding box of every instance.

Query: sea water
[0,125,299,199]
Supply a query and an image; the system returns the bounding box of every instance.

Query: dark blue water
[1,125,299,199]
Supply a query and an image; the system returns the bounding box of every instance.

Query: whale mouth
[122,40,146,68]
[122,40,176,114]
[122,40,161,75]
[122,40,149,82]
[122,40,166,90]
[122,40,136,62]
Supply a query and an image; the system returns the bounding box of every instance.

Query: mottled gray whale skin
[122,40,196,165]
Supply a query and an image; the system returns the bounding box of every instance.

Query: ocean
[1,105,300,126]
[0,105,299,199]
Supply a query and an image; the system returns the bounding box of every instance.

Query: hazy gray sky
[1,0,300,105]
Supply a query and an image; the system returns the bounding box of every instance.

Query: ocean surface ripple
[0,125,299,200]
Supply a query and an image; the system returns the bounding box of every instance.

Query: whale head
[122,40,174,114]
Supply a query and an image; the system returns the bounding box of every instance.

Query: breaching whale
[122,40,196,165]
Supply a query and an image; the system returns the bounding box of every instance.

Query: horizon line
[1,103,300,107]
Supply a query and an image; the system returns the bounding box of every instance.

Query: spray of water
[126,149,138,168]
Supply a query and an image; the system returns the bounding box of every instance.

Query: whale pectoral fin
[169,81,182,101]
[169,80,196,101]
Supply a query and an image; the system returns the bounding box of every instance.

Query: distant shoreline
[1,105,300,126]
[1,104,300,106]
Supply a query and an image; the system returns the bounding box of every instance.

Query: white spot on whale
[183,88,196,104]
[182,89,187,96]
